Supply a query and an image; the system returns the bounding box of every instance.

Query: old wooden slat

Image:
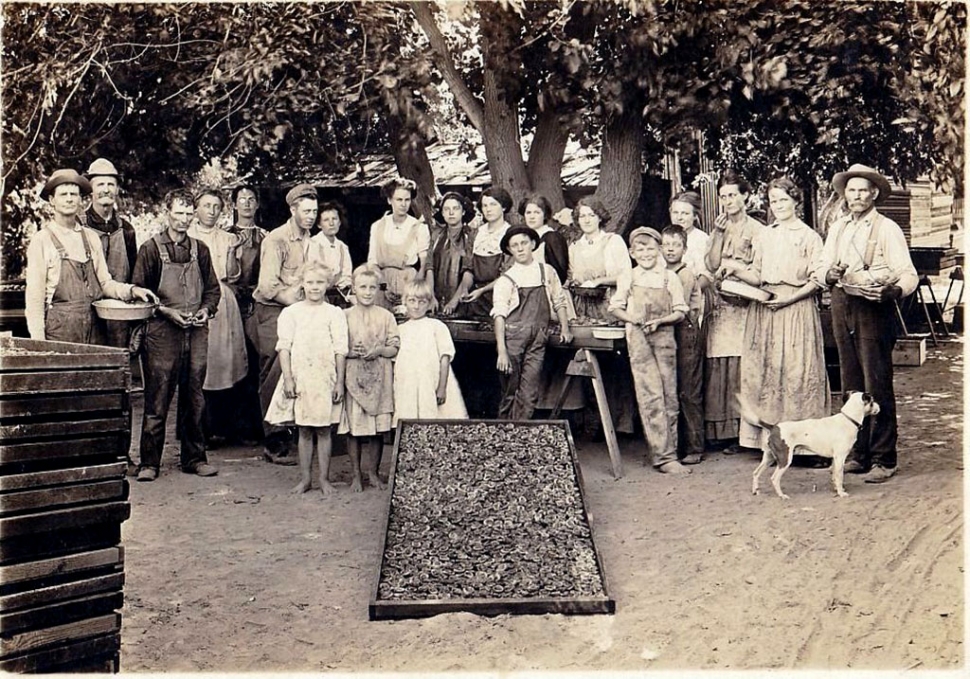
[0,633,119,673]
[0,547,122,586]
[0,502,130,539]
[0,437,125,465]
[0,525,121,565]
[0,591,124,635]
[0,416,128,443]
[0,612,119,657]
[0,463,126,492]
[0,337,128,371]
[0,393,126,420]
[0,369,128,396]
[370,594,615,620]
[0,480,126,516]
[0,572,123,613]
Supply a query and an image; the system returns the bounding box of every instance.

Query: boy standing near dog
[821,164,917,484]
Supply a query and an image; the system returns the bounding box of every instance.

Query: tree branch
[410,0,484,133]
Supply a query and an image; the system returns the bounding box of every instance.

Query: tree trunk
[482,69,532,213]
[527,109,570,211]
[386,114,437,227]
[595,104,643,235]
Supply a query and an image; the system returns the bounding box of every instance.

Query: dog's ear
[842,390,857,404]
[862,392,873,404]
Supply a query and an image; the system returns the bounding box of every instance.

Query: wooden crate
[893,338,927,366]
[0,337,130,673]
[371,420,615,620]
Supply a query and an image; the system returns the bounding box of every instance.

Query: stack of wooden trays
[0,337,131,673]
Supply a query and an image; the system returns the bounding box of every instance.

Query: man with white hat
[84,158,138,347]
[252,182,324,463]
[820,163,918,484]
[25,169,157,345]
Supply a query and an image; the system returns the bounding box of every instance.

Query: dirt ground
[119,340,964,673]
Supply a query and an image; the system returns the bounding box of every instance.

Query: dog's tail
[735,393,776,430]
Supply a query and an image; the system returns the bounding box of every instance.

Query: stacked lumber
[881,180,954,248]
[0,337,131,673]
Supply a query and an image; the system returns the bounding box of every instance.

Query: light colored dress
[265,301,348,427]
[187,223,248,390]
[338,305,400,436]
[739,220,831,447]
[567,230,631,321]
[392,317,467,424]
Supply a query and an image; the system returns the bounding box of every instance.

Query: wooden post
[584,350,624,480]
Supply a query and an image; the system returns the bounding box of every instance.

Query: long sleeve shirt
[131,230,221,317]
[25,221,136,340]
[609,265,689,315]
[311,233,354,289]
[253,219,322,306]
[751,220,825,287]
[84,207,137,280]
[490,261,567,319]
[819,208,918,296]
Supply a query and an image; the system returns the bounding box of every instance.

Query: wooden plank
[0,437,125,465]
[0,633,119,673]
[370,594,615,620]
[0,502,130,539]
[0,525,121,565]
[0,463,126,492]
[0,337,128,371]
[0,591,123,634]
[0,393,126,420]
[0,547,122,586]
[0,573,124,613]
[0,416,128,443]
[0,480,126,516]
[0,612,119,657]
[0,370,128,396]
[585,350,624,479]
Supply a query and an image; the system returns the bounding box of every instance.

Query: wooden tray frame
[369,419,615,620]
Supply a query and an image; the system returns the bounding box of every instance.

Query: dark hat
[41,169,92,201]
[831,164,892,204]
[500,226,541,256]
[285,183,317,206]
[627,226,662,245]
[434,192,475,225]
[85,158,120,178]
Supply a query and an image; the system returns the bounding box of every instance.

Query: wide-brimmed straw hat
[41,169,92,200]
[832,164,892,204]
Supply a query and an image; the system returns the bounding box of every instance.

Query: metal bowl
[92,299,157,321]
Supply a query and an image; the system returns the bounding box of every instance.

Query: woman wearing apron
[367,177,430,311]
[460,187,514,318]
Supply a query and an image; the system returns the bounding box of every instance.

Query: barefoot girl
[339,264,400,491]
[264,262,348,495]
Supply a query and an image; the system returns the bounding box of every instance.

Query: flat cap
[85,158,120,178]
[41,169,92,201]
[286,183,317,206]
[627,226,662,245]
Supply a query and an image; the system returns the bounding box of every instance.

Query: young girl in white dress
[264,262,348,496]
[339,265,400,492]
[393,280,467,425]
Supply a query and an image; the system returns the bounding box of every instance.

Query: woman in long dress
[367,177,430,310]
[728,177,831,448]
[429,191,476,315]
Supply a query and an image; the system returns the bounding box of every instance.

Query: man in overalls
[252,183,323,463]
[25,169,157,344]
[491,226,572,420]
[821,164,918,484]
[131,189,222,482]
[83,158,138,348]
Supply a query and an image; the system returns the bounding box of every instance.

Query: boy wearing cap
[491,226,572,420]
[84,158,138,348]
[253,182,323,463]
[821,164,917,484]
[610,227,689,474]
[25,169,157,344]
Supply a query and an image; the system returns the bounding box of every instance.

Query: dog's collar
[841,411,864,429]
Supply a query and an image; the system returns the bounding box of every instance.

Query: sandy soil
[119,341,964,672]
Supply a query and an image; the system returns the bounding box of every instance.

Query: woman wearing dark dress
[519,193,568,284]
[429,192,476,316]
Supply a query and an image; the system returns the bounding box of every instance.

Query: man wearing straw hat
[820,164,917,484]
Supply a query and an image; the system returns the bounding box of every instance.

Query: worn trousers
[627,325,679,468]
[830,288,898,469]
[498,324,549,421]
[674,318,705,457]
[138,318,208,470]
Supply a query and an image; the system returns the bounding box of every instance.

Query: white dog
[737,391,881,499]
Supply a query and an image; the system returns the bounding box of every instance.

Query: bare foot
[658,461,691,475]
[368,472,387,490]
[319,481,335,497]
[350,476,363,493]
[291,480,311,494]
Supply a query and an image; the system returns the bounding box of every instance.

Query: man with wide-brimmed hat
[25,168,157,344]
[84,158,139,347]
[820,163,918,484]
[253,182,324,464]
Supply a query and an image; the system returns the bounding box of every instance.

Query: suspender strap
[47,227,92,261]
[862,213,882,270]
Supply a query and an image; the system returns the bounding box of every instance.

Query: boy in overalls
[491,226,572,420]
[131,189,222,482]
[609,227,689,474]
